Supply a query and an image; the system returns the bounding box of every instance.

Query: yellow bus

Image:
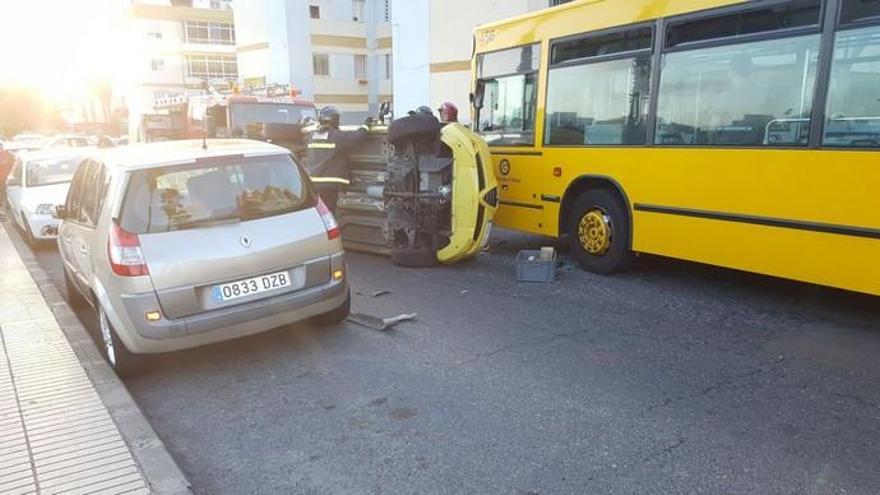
[472,0,880,295]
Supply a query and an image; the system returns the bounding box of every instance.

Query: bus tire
[568,189,633,275]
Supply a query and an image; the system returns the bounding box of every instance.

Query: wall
[390,0,430,117]
[390,0,552,123]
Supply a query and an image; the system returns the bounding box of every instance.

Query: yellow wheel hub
[578,210,612,255]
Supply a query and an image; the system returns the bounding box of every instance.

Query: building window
[383,54,392,79]
[382,0,390,22]
[354,54,367,79]
[655,34,820,147]
[309,5,320,19]
[550,0,573,5]
[147,31,162,39]
[185,54,238,80]
[823,25,880,148]
[183,20,235,45]
[352,0,365,22]
[151,58,165,71]
[314,54,330,76]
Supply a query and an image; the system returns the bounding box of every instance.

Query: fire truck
[147,84,318,154]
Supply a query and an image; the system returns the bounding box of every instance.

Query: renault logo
[240,236,252,248]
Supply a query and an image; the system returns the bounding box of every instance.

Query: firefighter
[437,102,459,123]
[305,106,369,210]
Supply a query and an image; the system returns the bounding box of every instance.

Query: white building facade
[235,0,393,123]
[392,0,570,122]
[123,0,237,138]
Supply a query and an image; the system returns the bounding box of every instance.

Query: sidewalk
[0,223,190,494]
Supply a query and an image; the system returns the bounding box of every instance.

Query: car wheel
[391,246,437,268]
[96,303,141,376]
[311,290,351,327]
[568,189,634,275]
[64,269,88,310]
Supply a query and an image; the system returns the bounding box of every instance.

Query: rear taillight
[316,198,340,240]
[108,223,149,277]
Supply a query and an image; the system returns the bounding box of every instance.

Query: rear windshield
[120,155,313,234]
[26,157,81,187]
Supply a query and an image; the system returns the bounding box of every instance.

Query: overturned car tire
[391,246,437,268]
[387,114,442,147]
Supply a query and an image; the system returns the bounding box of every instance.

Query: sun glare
[0,0,126,106]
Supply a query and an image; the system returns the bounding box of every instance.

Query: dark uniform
[305,127,369,179]
[305,126,369,211]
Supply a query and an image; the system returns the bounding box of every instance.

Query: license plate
[212,271,291,302]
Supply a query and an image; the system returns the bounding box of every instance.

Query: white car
[5,149,85,245]
[40,134,94,149]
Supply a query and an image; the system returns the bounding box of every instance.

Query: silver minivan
[57,140,349,373]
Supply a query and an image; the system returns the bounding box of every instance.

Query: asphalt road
[16,223,880,495]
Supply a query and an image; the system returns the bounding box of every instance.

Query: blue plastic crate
[515,249,556,283]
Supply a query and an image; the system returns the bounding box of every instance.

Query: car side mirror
[51,205,69,220]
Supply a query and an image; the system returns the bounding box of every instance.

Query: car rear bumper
[111,263,348,354]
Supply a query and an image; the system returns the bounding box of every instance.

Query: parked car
[4,141,43,155]
[56,139,349,373]
[12,132,46,144]
[40,134,94,149]
[5,149,86,245]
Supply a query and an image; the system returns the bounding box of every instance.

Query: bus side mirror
[473,81,485,110]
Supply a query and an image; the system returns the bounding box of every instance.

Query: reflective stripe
[308,142,337,149]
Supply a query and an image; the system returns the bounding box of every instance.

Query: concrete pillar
[391,0,430,117]
[365,0,379,117]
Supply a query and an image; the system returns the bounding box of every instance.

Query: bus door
[475,44,544,233]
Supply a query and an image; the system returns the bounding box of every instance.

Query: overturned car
[305,114,498,267]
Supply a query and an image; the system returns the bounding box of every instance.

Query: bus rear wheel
[568,189,633,275]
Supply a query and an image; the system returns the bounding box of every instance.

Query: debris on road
[371,290,392,297]
[347,312,418,331]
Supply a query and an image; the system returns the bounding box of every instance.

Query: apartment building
[123,0,237,138]
[393,0,572,123]
[234,0,392,123]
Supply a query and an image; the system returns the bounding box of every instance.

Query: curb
[3,221,193,495]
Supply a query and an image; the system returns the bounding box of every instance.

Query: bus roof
[476,0,597,32]
[474,0,745,53]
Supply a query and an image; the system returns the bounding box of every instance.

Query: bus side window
[655,34,820,147]
[545,26,654,146]
[823,24,880,148]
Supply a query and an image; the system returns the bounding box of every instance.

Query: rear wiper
[175,213,243,230]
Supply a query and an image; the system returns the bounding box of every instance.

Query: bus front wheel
[568,189,633,275]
